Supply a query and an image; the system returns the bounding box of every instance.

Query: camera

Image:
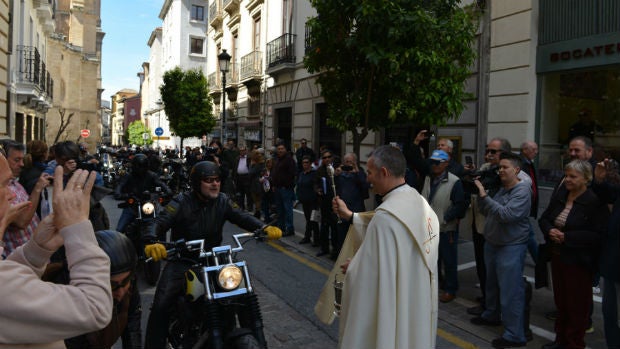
[341,165,353,172]
[462,165,501,196]
[205,147,219,155]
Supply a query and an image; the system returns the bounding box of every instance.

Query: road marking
[269,240,480,349]
[457,261,476,271]
[266,240,331,276]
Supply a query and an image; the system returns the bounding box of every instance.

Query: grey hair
[489,137,512,153]
[439,138,454,150]
[565,159,593,183]
[368,145,406,178]
[343,152,357,162]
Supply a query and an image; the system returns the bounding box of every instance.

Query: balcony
[223,0,240,15]
[14,46,53,109]
[209,0,223,29]
[34,0,54,34]
[305,21,315,55]
[266,33,296,76]
[240,50,263,86]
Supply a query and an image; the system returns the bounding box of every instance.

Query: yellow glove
[144,243,167,262]
[263,226,282,240]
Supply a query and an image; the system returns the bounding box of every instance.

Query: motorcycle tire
[231,333,262,349]
[144,259,161,286]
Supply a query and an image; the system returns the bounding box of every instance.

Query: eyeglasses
[202,177,221,184]
[485,149,501,155]
[111,273,133,291]
[430,159,444,166]
[322,155,332,159]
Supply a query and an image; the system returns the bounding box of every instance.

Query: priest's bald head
[367,145,407,196]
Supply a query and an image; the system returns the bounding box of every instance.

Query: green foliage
[304,0,479,147]
[127,120,152,146]
[160,67,215,140]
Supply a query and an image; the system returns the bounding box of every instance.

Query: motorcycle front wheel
[232,334,262,349]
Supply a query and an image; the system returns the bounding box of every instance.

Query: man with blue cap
[421,149,467,303]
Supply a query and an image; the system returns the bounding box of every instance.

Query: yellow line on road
[437,328,478,349]
[266,240,330,276]
[268,241,478,349]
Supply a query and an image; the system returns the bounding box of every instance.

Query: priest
[330,144,440,349]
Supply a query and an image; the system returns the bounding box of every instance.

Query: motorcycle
[152,226,279,349]
[100,152,117,188]
[161,158,191,194]
[118,190,167,285]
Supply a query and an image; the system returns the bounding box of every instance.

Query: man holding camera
[334,152,369,259]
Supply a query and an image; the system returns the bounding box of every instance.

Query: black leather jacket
[114,170,172,200]
[144,191,265,249]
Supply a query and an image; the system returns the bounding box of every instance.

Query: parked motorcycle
[152,226,280,349]
[118,190,167,285]
[161,158,191,194]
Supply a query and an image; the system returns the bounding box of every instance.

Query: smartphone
[465,156,473,165]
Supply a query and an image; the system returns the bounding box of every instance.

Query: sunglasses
[111,273,133,291]
[485,149,500,155]
[202,177,221,184]
[430,159,444,166]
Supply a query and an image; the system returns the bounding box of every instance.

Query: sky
[100,0,163,102]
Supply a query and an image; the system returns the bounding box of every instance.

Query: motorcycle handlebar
[145,226,269,263]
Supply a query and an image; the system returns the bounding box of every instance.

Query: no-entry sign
[80,129,91,138]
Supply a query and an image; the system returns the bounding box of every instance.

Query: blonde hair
[565,159,593,183]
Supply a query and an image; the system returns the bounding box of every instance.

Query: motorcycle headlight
[217,265,242,290]
[163,168,169,174]
[141,202,155,215]
[104,163,109,168]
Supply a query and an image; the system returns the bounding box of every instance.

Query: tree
[127,120,152,147]
[160,67,214,148]
[304,0,479,159]
[49,108,74,145]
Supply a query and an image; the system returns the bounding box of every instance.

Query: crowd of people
[0,132,618,349]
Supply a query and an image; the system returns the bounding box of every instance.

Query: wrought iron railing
[305,21,315,55]
[267,33,296,68]
[240,50,262,80]
[17,45,41,85]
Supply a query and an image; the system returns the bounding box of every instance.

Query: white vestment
[317,185,439,349]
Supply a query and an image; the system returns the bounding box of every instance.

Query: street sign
[155,127,164,136]
[142,132,149,140]
[80,129,90,138]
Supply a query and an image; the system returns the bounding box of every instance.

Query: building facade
[6,0,55,143]
[46,0,104,149]
[110,89,137,146]
[0,0,9,133]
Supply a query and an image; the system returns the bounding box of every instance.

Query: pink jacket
[0,220,112,348]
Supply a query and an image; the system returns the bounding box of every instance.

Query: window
[190,37,204,55]
[191,5,204,21]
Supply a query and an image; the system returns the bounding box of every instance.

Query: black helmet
[190,161,220,190]
[95,230,137,275]
[132,153,149,175]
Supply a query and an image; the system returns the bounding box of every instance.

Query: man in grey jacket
[469,151,531,349]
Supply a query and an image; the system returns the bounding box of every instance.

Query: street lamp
[218,49,231,143]
[156,99,163,151]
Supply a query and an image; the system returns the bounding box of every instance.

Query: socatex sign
[537,32,620,73]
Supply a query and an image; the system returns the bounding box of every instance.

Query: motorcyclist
[64,230,142,349]
[114,153,173,233]
[142,160,282,348]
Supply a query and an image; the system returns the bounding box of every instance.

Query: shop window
[539,67,620,186]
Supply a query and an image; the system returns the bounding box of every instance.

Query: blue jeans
[439,231,459,295]
[482,242,527,343]
[603,279,620,349]
[116,207,136,233]
[274,187,294,233]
